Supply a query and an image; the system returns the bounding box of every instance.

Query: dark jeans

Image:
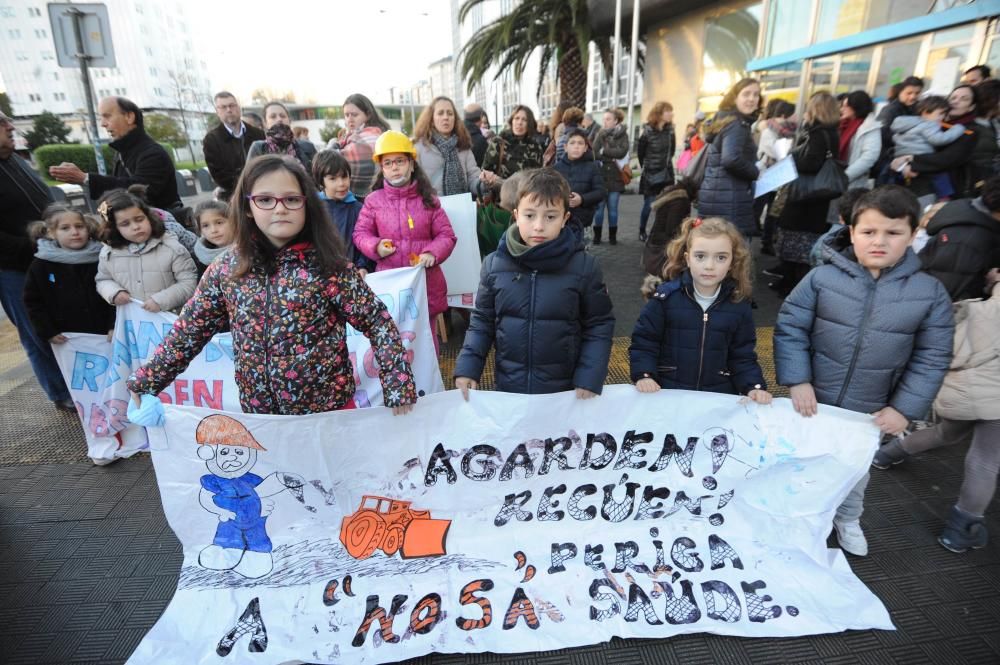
[0,270,71,402]
[594,192,621,230]
[640,195,655,234]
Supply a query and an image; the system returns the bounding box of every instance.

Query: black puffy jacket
[554,153,606,229]
[454,228,615,394]
[629,271,765,394]
[698,111,760,237]
[637,123,676,195]
[920,197,1000,301]
[593,125,630,194]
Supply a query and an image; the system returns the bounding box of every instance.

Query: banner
[128,386,892,664]
[439,193,481,309]
[52,267,445,461]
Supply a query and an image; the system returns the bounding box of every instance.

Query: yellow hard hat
[372,130,417,163]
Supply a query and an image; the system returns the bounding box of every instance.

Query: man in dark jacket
[920,175,1000,300]
[49,96,180,210]
[203,91,264,201]
[463,104,489,167]
[0,111,73,410]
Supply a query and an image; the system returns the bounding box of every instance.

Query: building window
[34,28,46,38]
[835,47,875,95]
[8,28,21,38]
[41,51,54,61]
[15,51,28,61]
[150,67,158,77]
[29,93,42,102]
[0,7,15,19]
[699,4,763,112]
[54,92,66,101]
[135,3,143,13]
[29,7,41,17]
[763,0,812,57]
[52,72,58,80]
[154,87,164,97]
[758,61,804,105]
[815,0,943,44]
[145,47,154,57]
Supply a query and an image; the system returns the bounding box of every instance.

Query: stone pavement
[1,194,999,664]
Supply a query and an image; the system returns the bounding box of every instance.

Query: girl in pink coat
[354,131,457,349]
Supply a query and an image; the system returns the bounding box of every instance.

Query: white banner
[438,193,481,309]
[128,387,892,664]
[51,267,444,460]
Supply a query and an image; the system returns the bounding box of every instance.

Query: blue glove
[127,394,166,428]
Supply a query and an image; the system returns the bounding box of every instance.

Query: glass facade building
[750,0,1000,105]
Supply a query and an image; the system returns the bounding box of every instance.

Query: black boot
[593,227,602,245]
[609,228,617,245]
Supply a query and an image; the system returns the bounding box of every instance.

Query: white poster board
[438,193,481,309]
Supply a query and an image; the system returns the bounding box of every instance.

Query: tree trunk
[558,42,588,109]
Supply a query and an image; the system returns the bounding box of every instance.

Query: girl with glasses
[354,131,457,352]
[126,155,417,421]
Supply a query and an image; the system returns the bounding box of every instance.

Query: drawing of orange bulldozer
[339,495,451,560]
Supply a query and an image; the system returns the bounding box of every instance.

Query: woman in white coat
[414,96,484,198]
[840,90,882,189]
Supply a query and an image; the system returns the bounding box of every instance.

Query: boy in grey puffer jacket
[890,96,967,198]
[775,186,954,557]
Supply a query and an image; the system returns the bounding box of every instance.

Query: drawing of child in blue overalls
[195,414,303,579]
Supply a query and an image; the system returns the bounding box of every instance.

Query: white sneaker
[89,456,118,466]
[834,519,868,556]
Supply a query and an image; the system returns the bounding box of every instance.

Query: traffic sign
[47,3,116,69]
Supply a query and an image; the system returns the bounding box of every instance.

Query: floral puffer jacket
[127,242,417,415]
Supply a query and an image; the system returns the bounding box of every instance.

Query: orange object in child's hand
[409,253,420,266]
[380,240,395,250]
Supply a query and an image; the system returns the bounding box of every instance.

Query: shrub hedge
[33,142,175,175]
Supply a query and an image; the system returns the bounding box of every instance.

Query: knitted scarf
[432,132,467,196]
[194,237,231,266]
[838,116,863,161]
[34,238,103,264]
[263,123,297,156]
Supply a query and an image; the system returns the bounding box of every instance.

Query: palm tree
[459,0,634,110]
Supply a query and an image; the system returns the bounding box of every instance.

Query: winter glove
[127,394,166,428]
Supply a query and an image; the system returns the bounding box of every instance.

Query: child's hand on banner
[872,406,908,436]
[790,383,817,417]
[455,377,478,401]
[575,388,597,399]
[128,393,166,427]
[635,378,660,393]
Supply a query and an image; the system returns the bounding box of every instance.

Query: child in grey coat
[775,186,954,558]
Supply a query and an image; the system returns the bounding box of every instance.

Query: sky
[185,0,455,106]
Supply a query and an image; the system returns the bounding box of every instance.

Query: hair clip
[96,201,111,222]
[692,217,703,228]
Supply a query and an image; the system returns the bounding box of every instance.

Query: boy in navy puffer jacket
[454,168,614,397]
[553,129,605,246]
[775,185,954,557]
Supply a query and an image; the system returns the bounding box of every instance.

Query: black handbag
[788,130,847,203]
